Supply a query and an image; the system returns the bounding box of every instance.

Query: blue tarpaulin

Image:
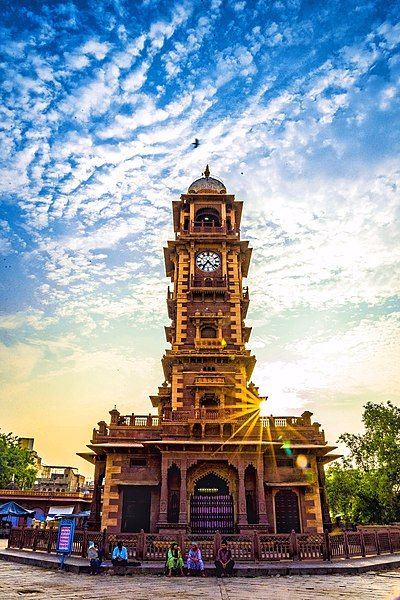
[0,501,34,517]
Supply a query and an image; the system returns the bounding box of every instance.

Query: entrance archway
[190,472,234,534]
[274,489,301,533]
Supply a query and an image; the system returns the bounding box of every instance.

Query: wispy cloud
[0,0,399,469]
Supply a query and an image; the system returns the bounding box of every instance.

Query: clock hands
[196,251,220,271]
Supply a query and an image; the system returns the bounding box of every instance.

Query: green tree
[326,401,400,524]
[0,433,37,489]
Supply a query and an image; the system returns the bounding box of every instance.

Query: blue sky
[0,0,399,475]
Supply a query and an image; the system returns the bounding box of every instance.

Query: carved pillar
[179,461,187,526]
[257,458,268,526]
[159,454,169,523]
[237,463,247,525]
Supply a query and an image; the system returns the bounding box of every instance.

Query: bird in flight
[192,138,200,148]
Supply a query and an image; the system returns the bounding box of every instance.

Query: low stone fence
[8,527,400,562]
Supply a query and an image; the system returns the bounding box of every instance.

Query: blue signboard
[56,518,76,555]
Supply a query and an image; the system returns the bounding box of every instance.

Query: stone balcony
[91,409,326,447]
[194,338,224,349]
[193,375,226,386]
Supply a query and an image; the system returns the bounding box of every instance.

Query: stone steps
[2,548,400,576]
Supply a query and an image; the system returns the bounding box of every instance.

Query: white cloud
[80,39,111,60]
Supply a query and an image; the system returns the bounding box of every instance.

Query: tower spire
[204,164,210,178]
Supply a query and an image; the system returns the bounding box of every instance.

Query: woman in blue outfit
[186,541,205,576]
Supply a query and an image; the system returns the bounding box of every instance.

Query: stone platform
[1,560,400,600]
[2,547,400,576]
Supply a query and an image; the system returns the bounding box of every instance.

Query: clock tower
[83,167,335,537]
[159,164,256,420]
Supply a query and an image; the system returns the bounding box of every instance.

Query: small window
[276,458,294,468]
[130,457,147,467]
[201,326,217,338]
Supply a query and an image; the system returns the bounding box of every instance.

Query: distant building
[34,466,85,493]
[0,439,92,522]
[17,438,86,493]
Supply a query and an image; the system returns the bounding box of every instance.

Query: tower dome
[188,165,226,194]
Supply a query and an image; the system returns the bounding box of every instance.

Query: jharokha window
[201,326,217,338]
[195,207,221,227]
[200,393,219,407]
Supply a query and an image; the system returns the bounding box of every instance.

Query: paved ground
[0,561,400,600]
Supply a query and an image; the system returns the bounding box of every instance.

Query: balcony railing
[190,222,227,235]
[194,376,226,386]
[116,415,160,427]
[163,408,238,421]
[0,489,90,499]
[195,338,224,349]
[191,275,227,288]
[158,412,313,428]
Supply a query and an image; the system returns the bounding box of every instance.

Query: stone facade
[81,168,337,535]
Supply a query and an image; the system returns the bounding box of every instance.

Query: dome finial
[204,164,210,178]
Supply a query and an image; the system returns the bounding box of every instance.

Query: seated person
[215,539,234,577]
[87,541,100,575]
[187,542,205,576]
[165,541,185,577]
[112,541,128,574]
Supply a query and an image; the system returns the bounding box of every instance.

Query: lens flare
[259,399,268,417]
[295,454,309,470]
[282,440,292,456]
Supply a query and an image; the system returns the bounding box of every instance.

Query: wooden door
[274,489,301,533]
[122,486,151,532]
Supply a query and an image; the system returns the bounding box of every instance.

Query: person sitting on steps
[186,541,205,576]
[215,539,234,577]
[165,541,185,577]
[112,540,128,575]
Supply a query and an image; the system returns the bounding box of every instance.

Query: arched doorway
[274,489,301,533]
[244,465,258,524]
[167,464,180,524]
[190,473,234,534]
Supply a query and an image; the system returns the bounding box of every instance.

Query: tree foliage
[0,433,37,490]
[326,401,400,524]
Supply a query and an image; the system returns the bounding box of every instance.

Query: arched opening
[195,207,221,227]
[192,423,202,438]
[200,393,218,408]
[167,464,181,523]
[223,423,232,437]
[244,465,258,524]
[190,472,234,533]
[274,489,301,533]
[201,326,217,338]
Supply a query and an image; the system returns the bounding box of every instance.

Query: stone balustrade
[92,409,324,444]
[8,526,400,562]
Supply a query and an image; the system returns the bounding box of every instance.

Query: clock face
[196,251,221,272]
